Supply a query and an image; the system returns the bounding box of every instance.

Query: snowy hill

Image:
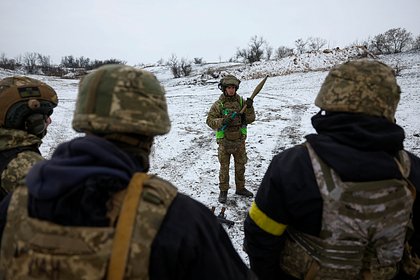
[1,48,420,265]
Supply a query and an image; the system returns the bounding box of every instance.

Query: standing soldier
[0,76,58,200]
[0,65,256,280]
[244,60,420,280]
[207,74,255,203]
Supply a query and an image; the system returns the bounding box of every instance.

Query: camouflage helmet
[0,76,58,132]
[72,64,171,136]
[315,59,400,122]
[218,74,241,91]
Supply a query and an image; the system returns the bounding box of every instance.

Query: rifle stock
[217,216,235,228]
[212,206,235,228]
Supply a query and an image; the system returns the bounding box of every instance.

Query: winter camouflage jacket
[0,128,42,194]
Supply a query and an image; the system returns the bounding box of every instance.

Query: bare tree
[61,55,92,69]
[180,58,192,76]
[37,54,51,68]
[248,35,265,62]
[413,35,420,51]
[235,48,248,62]
[236,35,266,63]
[23,52,38,74]
[37,53,56,75]
[275,46,294,59]
[385,28,413,53]
[264,42,273,60]
[77,56,90,68]
[14,55,23,67]
[369,28,413,54]
[168,54,181,78]
[369,33,387,54]
[87,58,126,70]
[294,38,307,54]
[307,37,327,52]
[61,55,77,68]
[0,53,17,70]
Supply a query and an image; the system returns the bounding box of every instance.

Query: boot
[218,191,228,204]
[235,188,254,197]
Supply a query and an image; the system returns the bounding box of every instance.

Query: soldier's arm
[2,151,43,193]
[206,102,224,130]
[244,105,256,124]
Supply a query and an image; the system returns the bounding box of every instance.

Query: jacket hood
[306,112,405,181]
[25,134,144,226]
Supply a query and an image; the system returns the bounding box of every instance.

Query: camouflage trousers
[217,139,248,191]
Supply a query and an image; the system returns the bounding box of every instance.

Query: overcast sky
[1,0,419,65]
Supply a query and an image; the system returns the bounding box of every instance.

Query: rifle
[221,75,268,131]
[211,206,235,228]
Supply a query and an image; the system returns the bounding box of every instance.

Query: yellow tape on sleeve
[249,201,287,236]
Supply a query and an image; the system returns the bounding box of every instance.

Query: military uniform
[207,75,256,203]
[244,60,420,280]
[0,76,57,197]
[0,129,42,193]
[0,65,256,280]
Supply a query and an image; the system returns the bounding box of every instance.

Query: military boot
[235,188,254,197]
[218,191,228,203]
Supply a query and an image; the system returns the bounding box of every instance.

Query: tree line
[0,53,126,77]
[0,27,419,78]
[235,27,420,64]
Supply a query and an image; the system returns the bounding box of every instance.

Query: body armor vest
[280,142,415,280]
[216,96,246,141]
[0,174,177,280]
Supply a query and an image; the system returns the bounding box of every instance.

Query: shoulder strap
[107,172,150,280]
[304,142,335,193]
[395,150,416,199]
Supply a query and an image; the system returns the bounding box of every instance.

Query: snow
[1,48,419,265]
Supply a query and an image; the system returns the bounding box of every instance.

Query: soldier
[0,65,256,280]
[244,60,420,279]
[206,74,256,203]
[0,76,58,200]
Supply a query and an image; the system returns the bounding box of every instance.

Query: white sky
[1,0,419,65]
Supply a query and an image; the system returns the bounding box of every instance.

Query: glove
[246,98,253,108]
[222,112,235,126]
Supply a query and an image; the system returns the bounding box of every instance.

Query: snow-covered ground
[1,49,419,265]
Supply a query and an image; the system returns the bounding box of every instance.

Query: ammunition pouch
[224,128,242,141]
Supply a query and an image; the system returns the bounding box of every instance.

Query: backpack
[0,172,177,280]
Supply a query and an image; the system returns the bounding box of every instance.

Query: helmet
[315,59,400,122]
[0,76,58,136]
[218,74,241,91]
[72,64,171,136]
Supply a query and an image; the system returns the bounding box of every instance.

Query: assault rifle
[221,75,268,131]
[211,206,235,228]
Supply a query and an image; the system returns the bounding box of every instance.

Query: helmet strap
[25,114,47,138]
